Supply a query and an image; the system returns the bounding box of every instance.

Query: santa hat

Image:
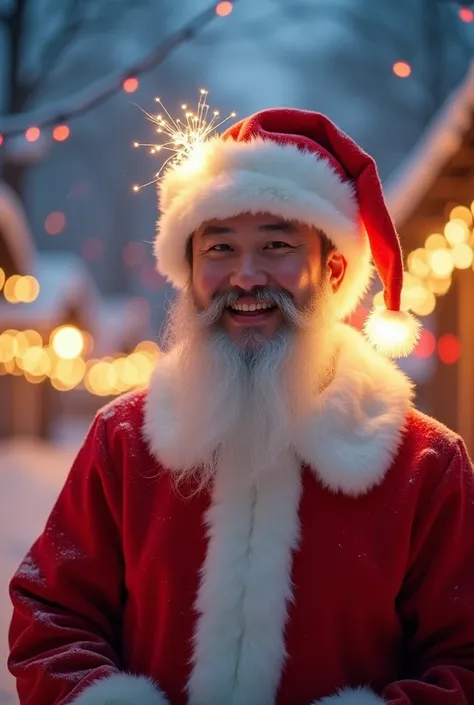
[155,107,420,357]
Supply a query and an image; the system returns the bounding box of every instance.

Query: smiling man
[8,109,474,705]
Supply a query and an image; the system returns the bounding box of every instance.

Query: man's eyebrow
[200,225,234,237]
[258,222,298,233]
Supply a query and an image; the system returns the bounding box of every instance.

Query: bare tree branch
[22,0,86,106]
[23,0,153,108]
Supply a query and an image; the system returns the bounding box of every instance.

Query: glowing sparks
[132,89,236,192]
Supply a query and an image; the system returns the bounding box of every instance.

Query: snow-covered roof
[386,62,474,226]
[0,181,36,274]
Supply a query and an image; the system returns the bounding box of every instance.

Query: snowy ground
[0,439,78,704]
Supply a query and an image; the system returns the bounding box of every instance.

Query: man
[8,109,474,705]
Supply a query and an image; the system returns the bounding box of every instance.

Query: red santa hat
[155,107,420,357]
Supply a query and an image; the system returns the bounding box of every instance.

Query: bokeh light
[216,1,233,16]
[123,77,139,93]
[25,127,40,142]
[45,211,66,235]
[438,334,461,365]
[53,124,70,141]
[393,61,411,78]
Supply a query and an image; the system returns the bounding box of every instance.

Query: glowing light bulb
[444,218,469,246]
[25,127,40,142]
[393,61,411,78]
[50,325,85,359]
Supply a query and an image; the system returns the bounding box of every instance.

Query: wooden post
[457,269,474,457]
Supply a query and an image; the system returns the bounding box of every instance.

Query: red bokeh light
[123,241,147,268]
[0,135,3,147]
[437,334,461,365]
[44,211,66,235]
[123,77,139,93]
[25,127,40,142]
[413,330,436,358]
[392,61,411,78]
[81,238,104,262]
[53,124,70,141]
[459,7,474,22]
[216,1,233,16]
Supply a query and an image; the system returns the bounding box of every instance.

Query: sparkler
[132,89,236,192]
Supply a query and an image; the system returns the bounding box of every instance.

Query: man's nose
[229,254,268,290]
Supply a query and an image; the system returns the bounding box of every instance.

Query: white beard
[156,282,337,488]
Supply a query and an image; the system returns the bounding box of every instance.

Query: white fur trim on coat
[292,324,414,496]
[69,673,169,705]
[155,137,373,320]
[187,449,302,705]
[144,325,413,497]
[314,687,386,704]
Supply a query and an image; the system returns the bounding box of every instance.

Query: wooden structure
[386,63,474,455]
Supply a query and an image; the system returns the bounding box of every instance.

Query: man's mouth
[229,301,276,314]
[226,300,278,320]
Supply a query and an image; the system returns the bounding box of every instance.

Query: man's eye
[208,244,232,252]
[265,241,293,250]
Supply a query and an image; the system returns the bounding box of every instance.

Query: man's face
[191,212,344,346]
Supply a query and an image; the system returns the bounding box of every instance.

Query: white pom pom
[363,307,421,357]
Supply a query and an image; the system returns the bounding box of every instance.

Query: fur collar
[143,324,414,497]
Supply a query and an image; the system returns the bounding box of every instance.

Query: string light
[372,199,474,360]
[123,77,139,93]
[132,89,237,191]
[393,61,412,78]
[216,1,233,16]
[459,7,474,22]
[25,127,40,142]
[1,273,40,303]
[0,0,240,139]
[0,326,161,396]
[52,124,70,141]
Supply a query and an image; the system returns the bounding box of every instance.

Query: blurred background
[1,0,474,701]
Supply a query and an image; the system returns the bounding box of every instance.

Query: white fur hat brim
[155,137,373,319]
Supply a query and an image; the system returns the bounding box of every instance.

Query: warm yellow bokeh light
[407,248,431,278]
[410,290,436,316]
[444,218,469,246]
[449,205,473,227]
[50,325,85,359]
[400,274,430,312]
[22,347,51,376]
[427,275,452,295]
[85,361,117,396]
[429,248,454,278]
[52,358,86,388]
[23,329,43,347]
[0,332,18,363]
[0,268,5,291]
[3,275,20,302]
[425,233,447,251]
[451,243,474,269]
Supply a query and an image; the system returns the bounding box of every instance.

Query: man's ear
[327,251,347,293]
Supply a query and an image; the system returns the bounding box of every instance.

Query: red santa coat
[8,325,474,705]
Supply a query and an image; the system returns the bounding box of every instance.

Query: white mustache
[195,288,312,330]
